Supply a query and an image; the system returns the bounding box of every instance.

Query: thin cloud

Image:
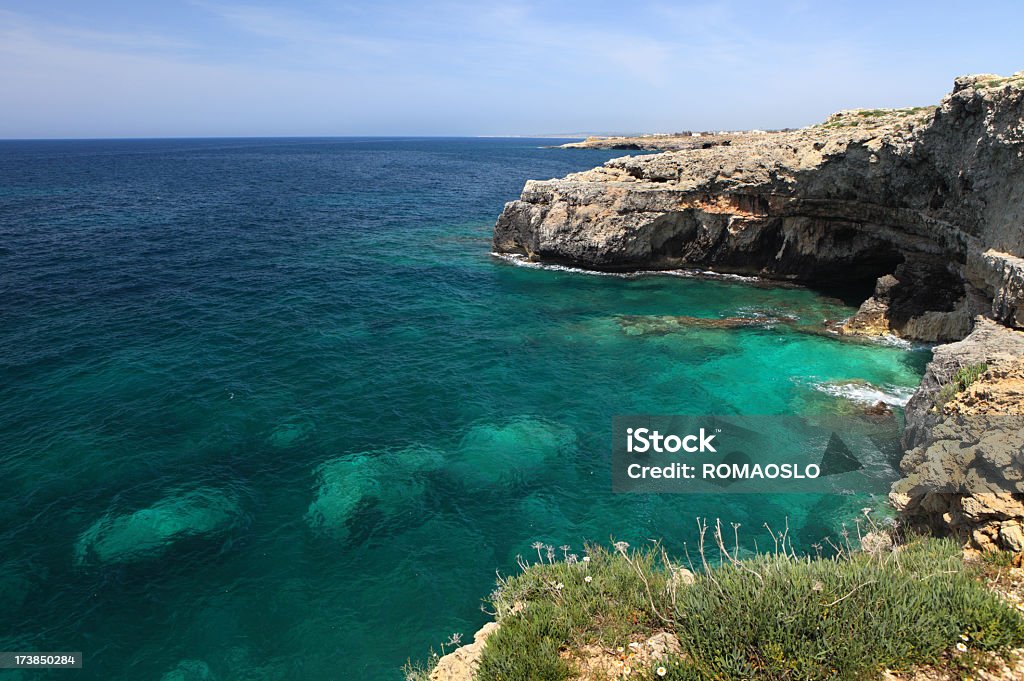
[0,1,1014,138]
[0,10,197,55]
[192,2,399,56]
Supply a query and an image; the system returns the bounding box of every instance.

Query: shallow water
[0,138,930,680]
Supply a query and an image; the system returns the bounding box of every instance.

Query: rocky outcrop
[891,319,1024,552]
[561,632,682,681]
[560,132,765,152]
[494,73,1024,342]
[429,622,499,681]
[494,72,1024,551]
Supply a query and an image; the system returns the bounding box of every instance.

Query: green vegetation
[934,362,989,409]
[403,633,466,681]
[820,106,936,129]
[479,545,668,680]
[855,109,891,118]
[979,75,1024,89]
[856,106,933,118]
[980,548,1018,569]
[459,524,1024,681]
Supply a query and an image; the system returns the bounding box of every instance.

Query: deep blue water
[0,138,928,680]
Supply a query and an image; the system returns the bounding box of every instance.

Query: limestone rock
[668,566,696,589]
[893,322,1024,552]
[429,621,499,681]
[494,72,1024,341]
[561,632,683,681]
[901,319,1024,450]
[493,71,1024,552]
[646,631,683,658]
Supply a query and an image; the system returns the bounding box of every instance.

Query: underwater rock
[448,417,576,488]
[305,444,445,535]
[160,659,216,681]
[864,401,894,418]
[74,487,244,566]
[267,420,314,448]
[618,314,795,337]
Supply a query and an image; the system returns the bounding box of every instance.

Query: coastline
[409,72,1024,680]
[491,71,1024,549]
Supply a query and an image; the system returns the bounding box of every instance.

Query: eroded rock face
[891,319,1024,552]
[494,72,1024,549]
[493,73,1024,340]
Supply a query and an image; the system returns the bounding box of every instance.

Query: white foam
[812,381,915,407]
[735,306,800,322]
[490,252,760,282]
[873,334,916,349]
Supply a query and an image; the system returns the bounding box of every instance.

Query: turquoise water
[0,138,929,680]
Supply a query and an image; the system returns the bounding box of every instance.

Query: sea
[0,137,930,679]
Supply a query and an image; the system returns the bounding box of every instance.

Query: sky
[1,1,1022,138]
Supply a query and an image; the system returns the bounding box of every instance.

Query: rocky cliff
[493,72,1024,551]
[494,73,1024,342]
[891,318,1024,551]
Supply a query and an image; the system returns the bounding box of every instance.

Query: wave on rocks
[811,380,916,407]
[491,252,760,282]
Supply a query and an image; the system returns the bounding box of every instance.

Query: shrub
[671,538,1023,679]
[472,533,1024,681]
[934,362,988,409]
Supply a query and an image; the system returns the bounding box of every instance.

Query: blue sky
[1,1,1021,138]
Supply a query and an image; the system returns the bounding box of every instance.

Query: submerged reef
[306,444,445,538]
[74,487,245,566]
[305,418,576,540]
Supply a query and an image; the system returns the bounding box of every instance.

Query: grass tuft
[934,362,988,409]
[467,525,1024,681]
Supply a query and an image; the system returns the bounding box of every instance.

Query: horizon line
[0,134,604,142]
